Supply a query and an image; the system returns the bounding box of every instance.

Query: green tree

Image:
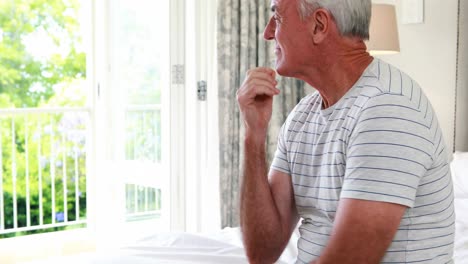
[0,0,85,107]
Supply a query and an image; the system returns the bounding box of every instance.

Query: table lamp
[366,4,400,55]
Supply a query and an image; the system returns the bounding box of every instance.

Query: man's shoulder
[363,59,424,104]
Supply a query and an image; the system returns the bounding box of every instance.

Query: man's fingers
[246,79,278,90]
[247,67,276,79]
[238,85,280,103]
[237,67,280,105]
[258,67,276,78]
[238,78,280,97]
[245,72,277,86]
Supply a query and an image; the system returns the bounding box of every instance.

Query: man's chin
[275,63,290,77]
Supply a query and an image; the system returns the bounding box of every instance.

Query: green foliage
[0,0,87,238]
[0,0,85,107]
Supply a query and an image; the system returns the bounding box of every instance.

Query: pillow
[451,152,468,199]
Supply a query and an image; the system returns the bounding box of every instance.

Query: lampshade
[366,4,400,55]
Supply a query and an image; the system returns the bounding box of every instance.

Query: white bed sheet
[453,152,468,264]
[22,227,298,264]
[455,197,468,264]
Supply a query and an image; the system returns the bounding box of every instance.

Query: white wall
[373,0,459,154]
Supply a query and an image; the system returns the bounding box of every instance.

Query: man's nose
[263,17,275,40]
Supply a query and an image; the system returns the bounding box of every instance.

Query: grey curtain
[455,0,468,151]
[217,0,307,227]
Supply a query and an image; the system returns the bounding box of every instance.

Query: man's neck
[318,55,374,108]
[299,39,374,109]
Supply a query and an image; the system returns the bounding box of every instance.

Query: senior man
[237,0,455,263]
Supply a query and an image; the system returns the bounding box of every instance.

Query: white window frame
[169,0,187,232]
[185,0,220,233]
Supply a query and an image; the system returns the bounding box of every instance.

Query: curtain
[455,0,468,151]
[217,0,307,227]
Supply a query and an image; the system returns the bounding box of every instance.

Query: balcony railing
[0,105,164,237]
[125,104,161,162]
[124,105,163,221]
[0,107,90,237]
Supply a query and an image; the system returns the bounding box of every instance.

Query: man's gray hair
[298,0,371,40]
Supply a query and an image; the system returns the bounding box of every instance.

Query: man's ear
[309,8,331,44]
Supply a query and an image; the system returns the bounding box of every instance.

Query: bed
[20,227,298,264]
[453,152,468,263]
[22,153,468,264]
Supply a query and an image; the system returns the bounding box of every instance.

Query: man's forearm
[240,133,285,263]
[308,199,407,264]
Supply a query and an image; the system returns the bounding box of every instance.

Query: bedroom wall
[373,0,459,155]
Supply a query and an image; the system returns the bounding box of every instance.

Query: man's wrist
[244,129,267,147]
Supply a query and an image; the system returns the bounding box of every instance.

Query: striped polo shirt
[271,58,455,263]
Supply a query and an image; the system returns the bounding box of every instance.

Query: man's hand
[237,67,279,137]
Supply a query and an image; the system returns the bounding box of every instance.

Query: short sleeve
[341,93,435,208]
[270,123,291,175]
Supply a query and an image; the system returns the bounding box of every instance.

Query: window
[0,0,218,245]
[98,0,179,234]
[0,0,178,239]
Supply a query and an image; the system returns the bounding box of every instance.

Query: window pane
[112,0,169,225]
[125,110,161,162]
[112,0,168,163]
[112,0,168,106]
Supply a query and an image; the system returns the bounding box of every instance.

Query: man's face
[263,0,313,77]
